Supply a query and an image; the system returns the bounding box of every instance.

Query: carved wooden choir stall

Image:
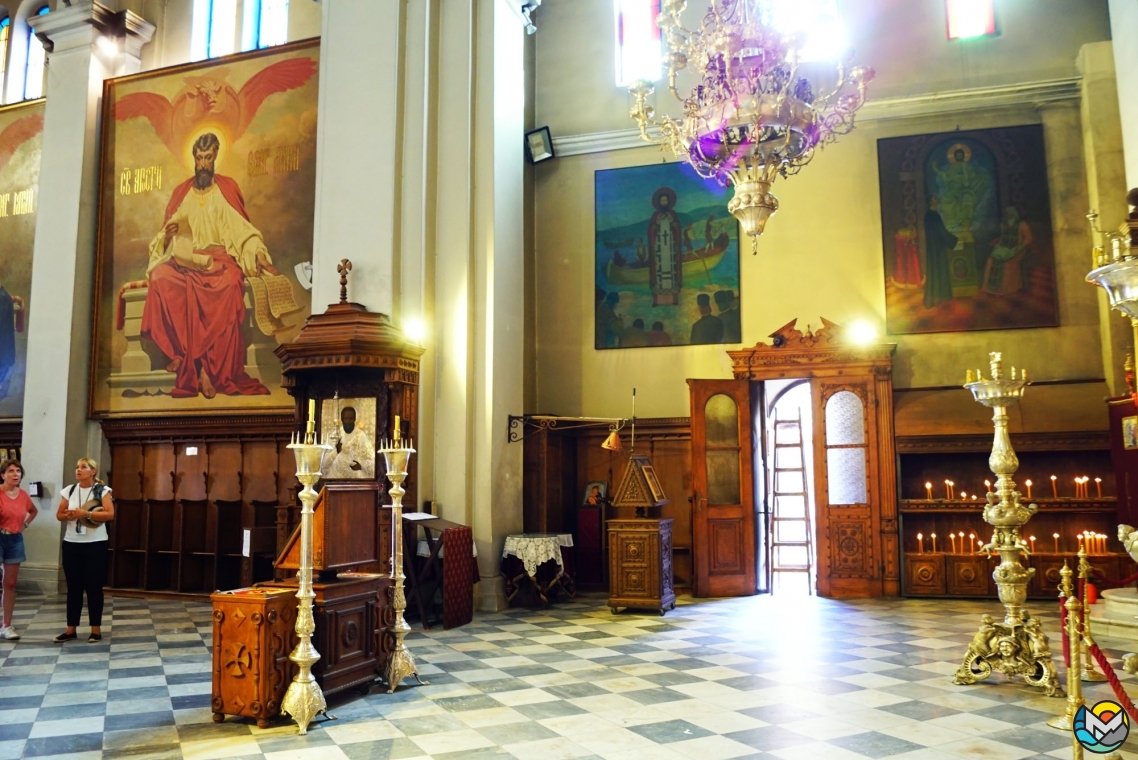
[210,264,424,724]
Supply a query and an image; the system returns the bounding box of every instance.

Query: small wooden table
[501,533,576,606]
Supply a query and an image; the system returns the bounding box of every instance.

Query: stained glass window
[23,6,48,101]
[763,0,845,63]
[0,17,10,90]
[614,0,660,87]
[242,0,289,52]
[946,0,996,40]
[191,0,238,61]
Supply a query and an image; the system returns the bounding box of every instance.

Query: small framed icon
[525,126,555,164]
[1124,415,1138,450]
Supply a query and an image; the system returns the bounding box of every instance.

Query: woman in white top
[54,458,114,643]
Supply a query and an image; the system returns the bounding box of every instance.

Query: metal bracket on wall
[507,415,627,444]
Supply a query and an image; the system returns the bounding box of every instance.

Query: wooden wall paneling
[875,369,900,596]
[645,435,692,588]
[242,440,280,504]
[903,553,946,594]
[110,443,146,588]
[143,442,176,500]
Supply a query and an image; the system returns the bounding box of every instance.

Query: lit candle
[1074,477,1080,498]
[1029,535,1036,553]
[1078,532,1085,553]
[1025,480,1033,499]
[1100,533,1107,554]
[984,479,992,493]
[1051,475,1058,498]
[931,533,937,553]
[1053,533,1060,553]
[972,494,978,501]
[949,533,956,554]
[969,533,976,553]
[926,482,933,500]
[917,532,923,554]
[945,480,951,500]
[960,491,967,500]
[1095,478,1103,498]
[958,532,966,554]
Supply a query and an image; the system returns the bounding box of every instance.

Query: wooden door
[812,379,882,597]
[689,379,757,597]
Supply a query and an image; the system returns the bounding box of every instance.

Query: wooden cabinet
[210,587,296,728]
[259,574,392,697]
[212,574,393,727]
[608,518,675,614]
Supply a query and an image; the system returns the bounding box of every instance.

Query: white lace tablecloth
[501,533,574,577]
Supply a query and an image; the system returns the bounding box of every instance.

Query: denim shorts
[0,532,26,564]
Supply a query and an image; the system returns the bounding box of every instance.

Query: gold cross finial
[337,259,353,303]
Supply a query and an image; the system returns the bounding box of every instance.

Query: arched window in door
[704,393,741,506]
[825,390,867,505]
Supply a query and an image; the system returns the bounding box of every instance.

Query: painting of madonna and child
[90,41,320,417]
[877,125,1059,335]
[595,163,741,349]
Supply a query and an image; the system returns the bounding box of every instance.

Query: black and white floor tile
[1,591,1136,759]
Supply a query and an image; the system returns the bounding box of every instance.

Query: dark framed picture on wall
[877,124,1059,335]
[595,162,741,349]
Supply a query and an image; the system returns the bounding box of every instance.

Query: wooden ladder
[769,412,814,593]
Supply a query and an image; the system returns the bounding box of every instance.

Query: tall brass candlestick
[954,353,1062,697]
[281,399,333,734]
[378,423,428,693]
[1047,563,1083,734]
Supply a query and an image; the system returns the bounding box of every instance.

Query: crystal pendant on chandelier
[629,0,873,253]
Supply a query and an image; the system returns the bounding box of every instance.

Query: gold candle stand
[1077,548,1107,683]
[953,352,1062,697]
[378,419,428,693]
[281,402,333,734]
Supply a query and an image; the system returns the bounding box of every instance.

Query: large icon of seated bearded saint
[141,133,278,399]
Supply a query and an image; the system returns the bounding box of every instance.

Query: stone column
[1109,0,1138,190]
[309,0,401,314]
[1078,42,1132,394]
[18,2,154,593]
[430,0,526,610]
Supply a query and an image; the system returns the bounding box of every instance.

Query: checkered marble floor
[2,592,1138,760]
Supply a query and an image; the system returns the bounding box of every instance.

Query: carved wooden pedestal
[210,588,297,728]
[260,574,393,697]
[608,518,675,615]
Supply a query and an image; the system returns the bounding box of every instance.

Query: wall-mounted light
[525,126,555,165]
[847,320,878,346]
[522,0,542,35]
[507,415,627,444]
[403,317,427,345]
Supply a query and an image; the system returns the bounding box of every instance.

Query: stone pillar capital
[30,2,154,59]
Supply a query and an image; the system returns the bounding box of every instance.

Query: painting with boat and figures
[594,162,741,349]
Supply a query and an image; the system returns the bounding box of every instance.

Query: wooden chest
[259,573,392,697]
[608,518,675,615]
[210,587,297,728]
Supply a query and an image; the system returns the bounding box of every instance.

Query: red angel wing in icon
[113,57,318,157]
[0,113,45,175]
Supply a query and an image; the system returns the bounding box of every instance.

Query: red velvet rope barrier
[1087,641,1138,723]
[1089,566,1138,591]
[1060,597,1070,669]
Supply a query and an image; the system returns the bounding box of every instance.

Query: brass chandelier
[629,0,874,252]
